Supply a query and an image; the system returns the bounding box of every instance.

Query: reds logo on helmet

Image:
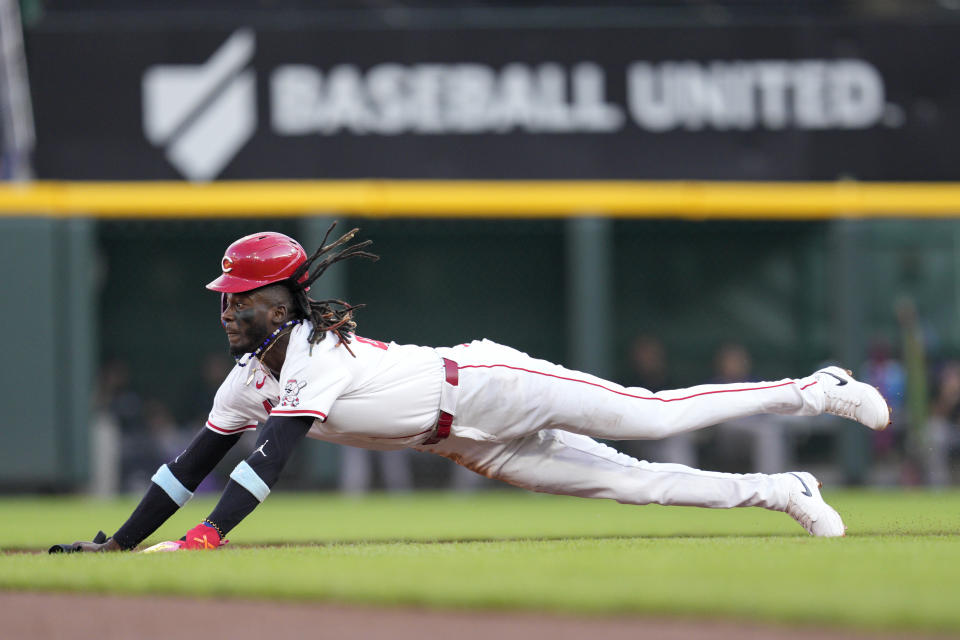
[206,232,309,293]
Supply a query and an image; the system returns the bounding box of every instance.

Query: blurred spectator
[143,399,191,464]
[121,398,187,493]
[180,352,234,427]
[629,334,671,392]
[861,334,907,461]
[339,448,415,494]
[623,334,697,467]
[95,358,205,494]
[89,405,120,497]
[89,359,132,497]
[709,342,788,474]
[119,398,194,492]
[97,358,144,434]
[713,342,751,384]
[95,358,151,492]
[925,361,960,486]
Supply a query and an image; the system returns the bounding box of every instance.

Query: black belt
[423,358,458,445]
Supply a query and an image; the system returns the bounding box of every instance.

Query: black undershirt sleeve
[206,414,313,535]
[111,428,243,549]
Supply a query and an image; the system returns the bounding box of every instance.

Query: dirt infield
[0,592,950,640]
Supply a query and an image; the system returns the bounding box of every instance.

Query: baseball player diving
[54,226,891,553]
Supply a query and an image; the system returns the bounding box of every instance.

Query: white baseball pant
[420,339,827,511]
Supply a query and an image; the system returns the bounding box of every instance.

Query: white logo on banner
[269,59,899,136]
[626,59,898,131]
[142,30,257,181]
[271,63,624,134]
[140,32,902,178]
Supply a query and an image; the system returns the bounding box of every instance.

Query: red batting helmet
[206,232,309,293]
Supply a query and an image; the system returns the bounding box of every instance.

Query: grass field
[2,489,959,635]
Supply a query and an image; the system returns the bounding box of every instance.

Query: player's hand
[48,531,122,553]
[68,538,123,552]
[142,522,226,553]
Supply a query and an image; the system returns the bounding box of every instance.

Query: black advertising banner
[24,22,960,181]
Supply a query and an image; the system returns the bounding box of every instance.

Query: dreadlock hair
[285,222,379,356]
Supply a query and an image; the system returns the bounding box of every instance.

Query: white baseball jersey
[207,322,444,450]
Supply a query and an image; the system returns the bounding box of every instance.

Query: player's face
[220,292,275,357]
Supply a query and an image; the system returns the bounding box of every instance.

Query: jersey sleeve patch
[279,378,309,408]
[278,345,352,423]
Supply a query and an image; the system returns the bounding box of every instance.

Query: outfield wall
[7,5,960,489]
[3,189,959,489]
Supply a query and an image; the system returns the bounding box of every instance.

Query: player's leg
[444,341,889,442]
[418,429,845,536]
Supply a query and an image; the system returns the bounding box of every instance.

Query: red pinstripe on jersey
[205,420,257,434]
[271,408,327,420]
[457,363,809,401]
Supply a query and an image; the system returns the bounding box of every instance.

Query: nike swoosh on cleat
[789,473,813,497]
[822,371,848,386]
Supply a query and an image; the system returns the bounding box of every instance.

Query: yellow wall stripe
[2,180,960,219]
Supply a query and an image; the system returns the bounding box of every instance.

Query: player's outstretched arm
[50,427,244,553]
[146,414,314,552]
